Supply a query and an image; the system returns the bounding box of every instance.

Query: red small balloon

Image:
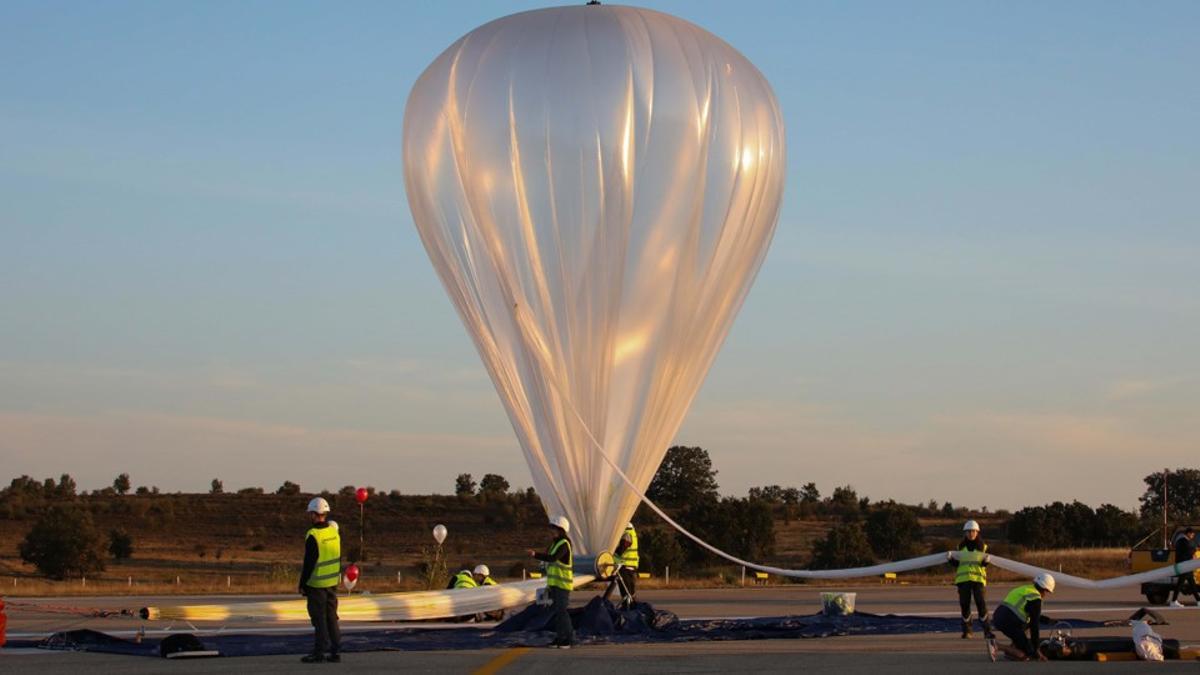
[355,487,368,504]
[345,564,360,582]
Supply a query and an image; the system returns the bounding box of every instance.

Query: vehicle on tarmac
[1128,527,1200,605]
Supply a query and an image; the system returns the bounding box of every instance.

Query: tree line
[3,462,1196,580]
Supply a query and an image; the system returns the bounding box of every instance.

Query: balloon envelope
[404,5,785,554]
[433,524,448,545]
[355,487,369,504]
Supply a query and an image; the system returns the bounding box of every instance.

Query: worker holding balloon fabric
[953,520,993,639]
[299,497,342,663]
[614,522,639,607]
[528,516,574,648]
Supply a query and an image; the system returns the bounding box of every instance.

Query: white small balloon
[343,575,357,592]
[433,524,447,545]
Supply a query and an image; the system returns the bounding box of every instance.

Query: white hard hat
[1034,573,1056,593]
[307,497,330,514]
[627,522,635,529]
[550,515,570,533]
[963,520,980,532]
[474,564,490,577]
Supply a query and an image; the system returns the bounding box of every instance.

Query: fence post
[396,571,402,585]
[665,566,670,586]
[128,576,132,587]
[227,575,231,588]
[82,576,86,588]
[741,566,746,587]
[176,576,181,586]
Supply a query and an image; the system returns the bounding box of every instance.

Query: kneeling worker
[450,565,493,589]
[988,573,1055,662]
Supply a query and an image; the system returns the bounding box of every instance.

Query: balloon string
[542,368,1200,586]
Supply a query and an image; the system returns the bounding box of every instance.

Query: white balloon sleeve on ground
[976,553,1200,590]
[548,369,1200,588]
[142,576,594,623]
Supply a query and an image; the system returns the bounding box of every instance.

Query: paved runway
[4,583,1199,672]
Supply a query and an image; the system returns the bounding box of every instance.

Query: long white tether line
[507,299,1200,588]
[540,357,1200,587]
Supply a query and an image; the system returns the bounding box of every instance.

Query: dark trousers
[549,586,573,645]
[619,567,637,601]
[993,605,1035,657]
[957,581,988,620]
[1171,574,1200,602]
[305,586,341,654]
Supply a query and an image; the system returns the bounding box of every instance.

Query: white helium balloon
[403,5,785,554]
[433,524,448,545]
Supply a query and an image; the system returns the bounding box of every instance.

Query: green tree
[865,502,924,559]
[19,505,106,579]
[810,522,875,570]
[454,473,477,497]
[113,473,131,495]
[1139,468,1200,523]
[647,446,719,506]
[479,473,510,496]
[748,485,798,504]
[638,528,685,575]
[276,480,301,496]
[108,529,134,560]
[1091,503,1139,546]
[800,482,821,504]
[210,478,224,494]
[56,473,77,499]
[677,497,775,564]
[829,485,860,518]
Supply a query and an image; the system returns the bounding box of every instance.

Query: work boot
[981,616,994,639]
[301,653,325,663]
[986,638,998,662]
[960,619,972,639]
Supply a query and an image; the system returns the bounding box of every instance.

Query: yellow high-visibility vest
[452,570,478,589]
[546,538,573,591]
[955,544,987,586]
[618,526,639,570]
[1001,584,1041,624]
[305,526,341,588]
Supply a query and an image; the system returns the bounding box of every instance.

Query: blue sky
[2,1,1197,511]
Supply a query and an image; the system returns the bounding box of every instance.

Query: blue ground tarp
[8,598,1136,658]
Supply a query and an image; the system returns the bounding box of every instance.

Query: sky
[2,1,1197,512]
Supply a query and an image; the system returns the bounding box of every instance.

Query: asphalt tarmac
[4,583,1199,672]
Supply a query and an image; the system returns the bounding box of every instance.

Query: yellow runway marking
[473,647,531,675]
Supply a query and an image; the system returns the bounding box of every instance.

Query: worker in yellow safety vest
[528,515,573,648]
[614,522,639,606]
[450,565,496,589]
[953,520,993,639]
[479,564,498,586]
[299,497,341,663]
[987,573,1055,662]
